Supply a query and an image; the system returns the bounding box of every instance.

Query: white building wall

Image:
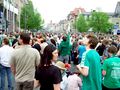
[3,0,18,14]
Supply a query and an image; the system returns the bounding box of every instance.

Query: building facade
[0,0,18,32]
[67,7,86,32]
[67,2,120,33]
[0,0,28,33]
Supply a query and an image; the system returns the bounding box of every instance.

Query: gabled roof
[70,7,86,16]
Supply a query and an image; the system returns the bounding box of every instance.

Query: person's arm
[76,51,89,76]
[34,69,41,88]
[66,33,70,44]
[35,50,40,66]
[53,68,62,90]
[58,43,62,55]
[102,70,106,76]
[10,52,16,75]
[53,83,61,90]
[34,79,40,88]
[102,59,108,76]
[10,64,16,75]
[76,65,89,76]
[117,49,120,56]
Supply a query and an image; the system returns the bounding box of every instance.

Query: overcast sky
[32,0,119,24]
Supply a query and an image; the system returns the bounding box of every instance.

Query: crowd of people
[0,31,120,90]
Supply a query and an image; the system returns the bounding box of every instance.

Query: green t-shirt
[80,49,102,90]
[102,56,120,88]
[58,33,71,56]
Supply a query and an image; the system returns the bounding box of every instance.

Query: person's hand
[34,79,40,88]
[76,55,79,59]
[76,64,80,70]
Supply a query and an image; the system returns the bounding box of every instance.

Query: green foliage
[20,0,44,31]
[89,11,113,33]
[73,14,88,32]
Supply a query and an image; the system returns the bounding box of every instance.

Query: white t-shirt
[0,45,14,67]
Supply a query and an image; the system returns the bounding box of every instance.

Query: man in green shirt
[102,45,120,90]
[77,35,102,90]
[58,33,71,63]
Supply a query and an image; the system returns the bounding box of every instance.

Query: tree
[20,0,44,31]
[73,14,88,32]
[31,10,44,30]
[89,11,113,33]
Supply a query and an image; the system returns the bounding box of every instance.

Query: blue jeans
[59,55,69,63]
[0,64,13,90]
